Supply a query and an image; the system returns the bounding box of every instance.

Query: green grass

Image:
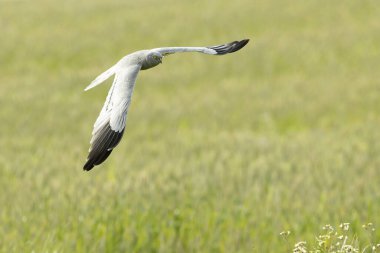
[1,0,380,252]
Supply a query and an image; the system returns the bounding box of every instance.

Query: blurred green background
[1,0,379,252]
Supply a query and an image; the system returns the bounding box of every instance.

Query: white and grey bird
[83,39,249,171]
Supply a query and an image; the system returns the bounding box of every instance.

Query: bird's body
[83,39,249,171]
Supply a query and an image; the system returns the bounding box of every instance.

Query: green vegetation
[1,0,379,252]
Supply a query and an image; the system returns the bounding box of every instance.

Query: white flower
[323,224,334,231]
[339,223,350,231]
[293,241,307,253]
[341,245,358,253]
[280,230,291,236]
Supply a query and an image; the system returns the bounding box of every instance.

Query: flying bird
[83,39,249,171]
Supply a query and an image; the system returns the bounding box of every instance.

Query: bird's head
[149,51,163,64]
[141,51,163,70]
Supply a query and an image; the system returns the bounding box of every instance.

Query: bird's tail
[84,65,116,91]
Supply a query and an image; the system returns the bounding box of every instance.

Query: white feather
[152,46,216,56]
[84,65,117,91]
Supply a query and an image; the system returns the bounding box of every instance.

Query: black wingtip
[208,39,250,55]
[83,161,94,171]
[83,149,113,171]
[83,122,125,171]
[240,39,250,47]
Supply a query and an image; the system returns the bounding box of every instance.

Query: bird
[83,39,250,171]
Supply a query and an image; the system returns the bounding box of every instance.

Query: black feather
[208,39,249,55]
[83,123,124,171]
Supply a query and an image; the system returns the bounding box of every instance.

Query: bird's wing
[152,39,249,56]
[84,65,117,91]
[83,64,141,171]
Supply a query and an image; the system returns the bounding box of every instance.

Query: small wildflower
[280,230,291,244]
[316,235,328,247]
[340,223,350,231]
[280,230,291,237]
[295,241,306,247]
[363,223,376,232]
[293,241,307,253]
[322,224,334,231]
[341,245,358,253]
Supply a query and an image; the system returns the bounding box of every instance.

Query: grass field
[1,0,380,252]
